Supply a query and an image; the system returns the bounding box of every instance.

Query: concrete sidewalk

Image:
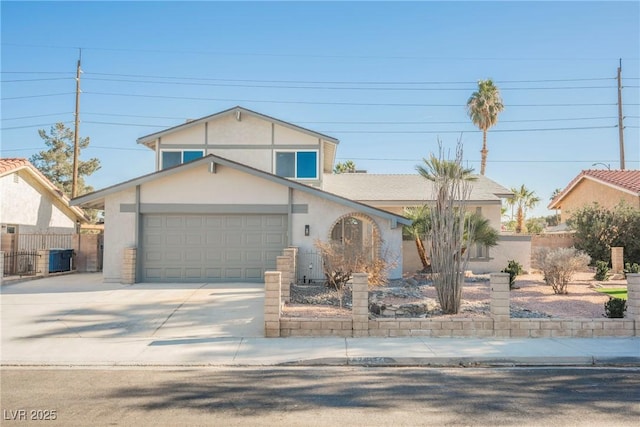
[2,335,639,367]
[1,274,639,368]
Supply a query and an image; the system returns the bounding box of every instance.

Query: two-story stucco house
[72,106,514,283]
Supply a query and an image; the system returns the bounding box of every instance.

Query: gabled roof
[136,105,340,148]
[323,173,513,204]
[549,169,640,209]
[0,158,89,223]
[71,154,411,226]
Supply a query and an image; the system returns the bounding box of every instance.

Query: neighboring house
[549,169,640,223]
[71,106,515,283]
[0,158,87,252]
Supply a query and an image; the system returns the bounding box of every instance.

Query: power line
[1,93,75,100]
[0,121,73,130]
[3,42,638,61]
[81,76,616,91]
[322,125,617,134]
[84,71,618,85]
[2,112,74,121]
[2,77,74,83]
[82,91,619,107]
[296,116,618,125]
[338,157,640,164]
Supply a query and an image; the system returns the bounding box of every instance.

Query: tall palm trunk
[480,130,488,175]
[414,236,430,271]
[516,206,524,233]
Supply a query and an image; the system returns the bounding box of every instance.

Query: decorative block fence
[265,248,639,338]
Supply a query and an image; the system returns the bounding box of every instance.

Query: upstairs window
[161,150,204,169]
[275,151,318,179]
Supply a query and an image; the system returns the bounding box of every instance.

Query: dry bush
[534,247,591,295]
[315,238,395,291]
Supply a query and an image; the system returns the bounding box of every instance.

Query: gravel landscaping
[285,271,627,319]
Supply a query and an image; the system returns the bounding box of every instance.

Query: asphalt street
[2,367,639,426]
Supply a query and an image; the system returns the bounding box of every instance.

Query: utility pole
[617,58,625,170]
[72,49,82,198]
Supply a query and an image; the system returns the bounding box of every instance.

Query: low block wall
[268,258,640,338]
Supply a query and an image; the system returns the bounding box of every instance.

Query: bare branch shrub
[315,237,395,307]
[534,247,591,295]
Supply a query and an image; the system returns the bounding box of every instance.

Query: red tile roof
[549,169,640,209]
[0,158,31,175]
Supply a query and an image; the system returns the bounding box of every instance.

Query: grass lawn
[595,287,628,300]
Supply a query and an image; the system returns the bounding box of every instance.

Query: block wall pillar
[351,273,369,337]
[264,271,282,337]
[490,273,510,337]
[611,247,624,273]
[121,247,137,285]
[36,249,50,277]
[626,274,640,329]
[277,255,291,303]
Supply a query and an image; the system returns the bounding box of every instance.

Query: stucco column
[264,271,282,338]
[352,273,369,337]
[37,249,50,277]
[626,274,640,324]
[121,247,137,285]
[490,273,510,337]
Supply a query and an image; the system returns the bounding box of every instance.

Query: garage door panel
[246,268,262,279]
[142,214,287,282]
[225,268,242,279]
[166,217,184,228]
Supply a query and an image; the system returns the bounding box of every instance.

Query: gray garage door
[141,214,287,282]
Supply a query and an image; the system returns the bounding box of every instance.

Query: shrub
[568,202,640,265]
[604,297,627,318]
[501,259,523,289]
[624,262,640,278]
[534,248,591,295]
[594,260,611,281]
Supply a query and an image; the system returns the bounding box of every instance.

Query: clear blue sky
[2,1,639,218]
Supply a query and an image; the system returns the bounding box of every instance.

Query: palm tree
[464,211,499,250]
[333,160,357,174]
[466,79,505,176]
[404,205,431,271]
[510,185,541,233]
[416,155,476,212]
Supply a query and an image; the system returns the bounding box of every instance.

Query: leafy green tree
[30,123,101,220]
[568,202,640,265]
[30,123,100,196]
[525,217,546,234]
[550,187,562,224]
[509,185,540,233]
[333,160,357,174]
[466,79,504,175]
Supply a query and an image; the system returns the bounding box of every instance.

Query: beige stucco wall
[559,179,640,222]
[103,188,136,282]
[403,235,531,275]
[0,172,76,234]
[291,190,403,279]
[140,164,289,205]
[153,112,326,180]
[100,162,404,281]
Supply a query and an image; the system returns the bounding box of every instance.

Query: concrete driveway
[1,273,265,343]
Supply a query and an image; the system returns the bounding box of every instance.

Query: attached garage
[141,214,287,282]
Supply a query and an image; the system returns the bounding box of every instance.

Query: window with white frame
[161,150,204,169]
[275,150,318,179]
